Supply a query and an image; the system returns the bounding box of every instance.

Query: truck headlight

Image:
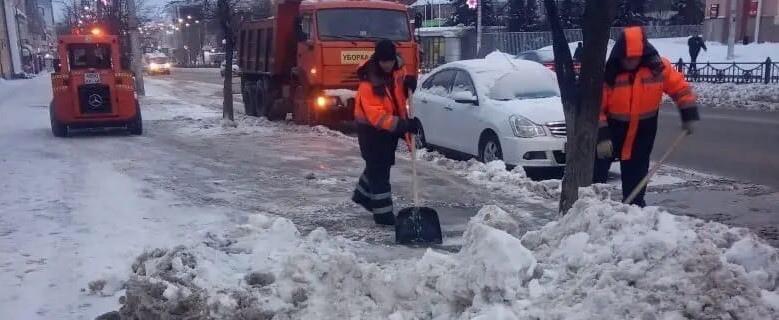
[315,96,336,110]
[509,115,546,138]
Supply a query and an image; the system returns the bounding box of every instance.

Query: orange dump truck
[237,0,419,124]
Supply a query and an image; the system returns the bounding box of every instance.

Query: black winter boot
[373,212,396,226]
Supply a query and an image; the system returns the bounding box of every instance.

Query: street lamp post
[467,0,481,56]
[127,0,145,95]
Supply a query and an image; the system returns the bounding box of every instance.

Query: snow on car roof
[431,51,558,99]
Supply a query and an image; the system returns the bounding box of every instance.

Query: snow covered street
[1,75,778,319]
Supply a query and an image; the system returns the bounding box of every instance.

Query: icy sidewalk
[100,77,779,319]
[104,199,779,319]
[141,75,779,247]
[0,76,235,319]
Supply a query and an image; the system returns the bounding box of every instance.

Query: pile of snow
[409,0,450,7]
[413,150,563,202]
[107,199,779,319]
[535,37,778,63]
[681,82,779,112]
[649,37,779,63]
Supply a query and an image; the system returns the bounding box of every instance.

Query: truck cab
[238,0,419,125]
[49,32,142,137]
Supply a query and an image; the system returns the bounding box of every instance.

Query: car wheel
[50,102,68,137]
[524,167,564,181]
[414,120,427,149]
[479,133,503,163]
[128,101,143,135]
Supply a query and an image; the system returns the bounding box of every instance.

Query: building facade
[0,0,54,78]
[704,0,779,43]
[0,1,13,79]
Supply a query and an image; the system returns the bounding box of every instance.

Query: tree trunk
[218,0,234,122]
[544,0,614,214]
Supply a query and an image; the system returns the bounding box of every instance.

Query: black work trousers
[352,123,399,215]
[594,116,659,207]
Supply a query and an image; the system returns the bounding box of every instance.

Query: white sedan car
[411,57,566,177]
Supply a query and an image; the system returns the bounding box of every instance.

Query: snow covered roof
[409,0,451,7]
[432,51,558,100]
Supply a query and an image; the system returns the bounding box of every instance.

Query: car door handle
[444,106,453,111]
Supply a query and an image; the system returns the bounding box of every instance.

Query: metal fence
[481,25,703,55]
[421,37,447,72]
[675,58,779,84]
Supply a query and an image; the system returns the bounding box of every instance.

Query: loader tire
[128,101,143,135]
[50,102,68,137]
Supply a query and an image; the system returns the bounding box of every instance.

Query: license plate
[340,51,372,65]
[84,72,100,84]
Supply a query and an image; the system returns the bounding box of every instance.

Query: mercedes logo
[88,94,103,109]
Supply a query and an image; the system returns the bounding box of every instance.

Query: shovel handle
[411,134,420,207]
[624,129,688,204]
[407,91,420,208]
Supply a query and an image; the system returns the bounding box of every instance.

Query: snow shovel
[395,108,442,244]
[624,129,689,205]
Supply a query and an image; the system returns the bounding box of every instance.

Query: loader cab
[49,32,142,137]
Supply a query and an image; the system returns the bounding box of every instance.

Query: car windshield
[69,44,111,69]
[317,9,410,41]
[149,57,168,64]
[488,70,560,101]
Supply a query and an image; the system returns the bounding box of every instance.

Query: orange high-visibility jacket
[600,27,698,160]
[354,60,409,132]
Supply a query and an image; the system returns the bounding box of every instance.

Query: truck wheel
[292,86,310,125]
[128,102,143,135]
[50,102,68,137]
[242,79,258,116]
[255,79,269,118]
[269,99,290,121]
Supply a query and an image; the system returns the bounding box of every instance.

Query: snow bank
[536,37,778,63]
[679,82,779,112]
[649,37,779,62]
[110,199,779,319]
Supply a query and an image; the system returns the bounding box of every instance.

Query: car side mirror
[53,58,61,73]
[452,91,478,106]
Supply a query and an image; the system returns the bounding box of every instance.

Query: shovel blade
[395,207,442,244]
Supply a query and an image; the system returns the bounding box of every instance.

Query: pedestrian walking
[594,27,700,207]
[352,40,418,225]
[687,34,707,73]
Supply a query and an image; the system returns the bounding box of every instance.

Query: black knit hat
[374,40,397,62]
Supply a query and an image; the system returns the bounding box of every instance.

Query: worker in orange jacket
[594,26,699,207]
[351,40,418,225]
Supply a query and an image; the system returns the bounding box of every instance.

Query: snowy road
[656,105,779,189]
[2,75,778,319]
[165,68,779,189]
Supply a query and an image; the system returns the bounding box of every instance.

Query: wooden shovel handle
[623,129,688,205]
